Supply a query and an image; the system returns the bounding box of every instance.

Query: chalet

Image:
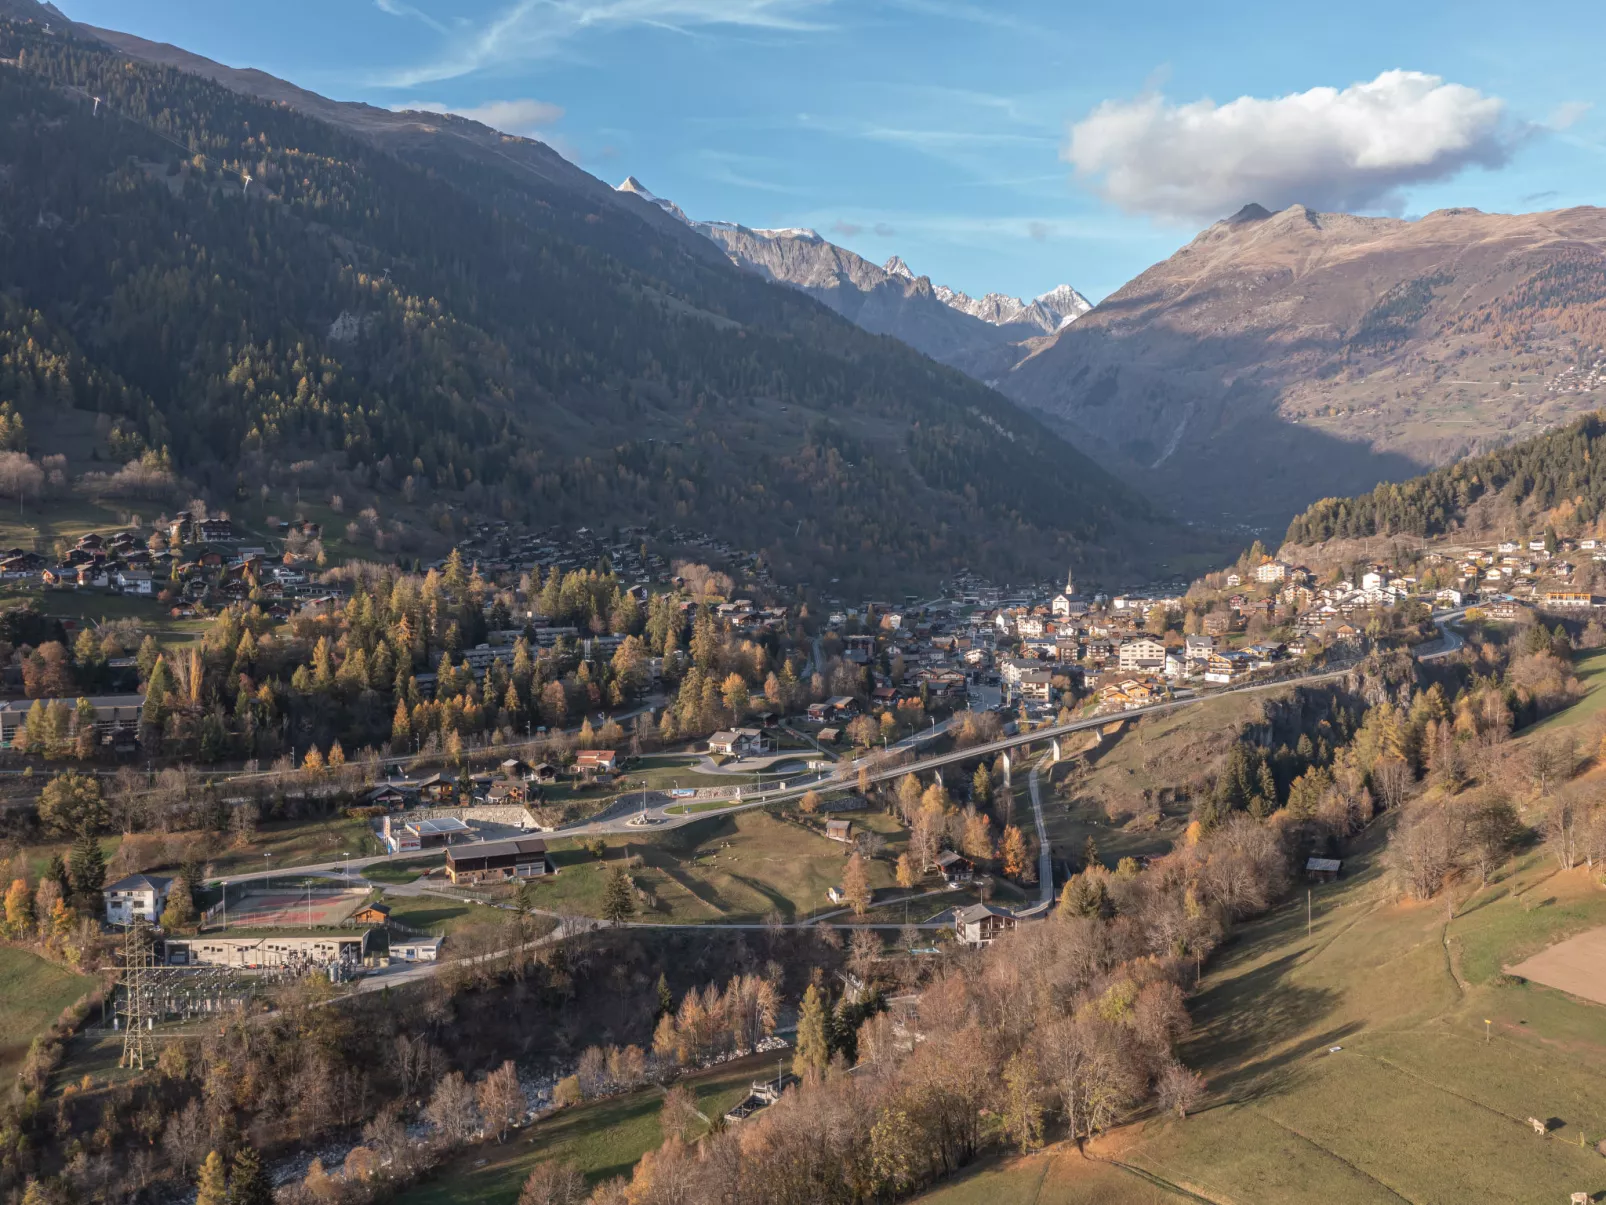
[806,696,860,722]
[103,873,172,924]
[116,570,154,595]
[934,851,974,886]
[824,819,853,843]
[415,773,459,802]
[197,518,234,542]
[816,727,840,745]
[953,903,1017,947]
[445,836,555,885]
[352,901,392,925]
[575,749,620,776]
[708,728,772,757]
[363,784,413,809]
[485,778,528,804]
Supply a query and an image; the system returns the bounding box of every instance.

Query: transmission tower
[118,919,155,1070]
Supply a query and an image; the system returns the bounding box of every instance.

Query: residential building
[1118,636,1166,672]
[708,728,773,757]
[103,873,172,924]
[953,903,1017,947]
[575,749,620,775]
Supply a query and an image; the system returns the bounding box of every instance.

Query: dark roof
[954,903,1013,924]
[447,837,549,863]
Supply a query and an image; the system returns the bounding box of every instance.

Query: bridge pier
[1051,737,1062,764]
[1001,750,1012,788]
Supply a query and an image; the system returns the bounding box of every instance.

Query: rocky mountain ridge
[615,177,1088,379]
[1002,201,1606,532]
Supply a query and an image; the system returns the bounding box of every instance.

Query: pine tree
[601,865,635,926]
[793,984,829,1077]
[68,829,105,905]
[655,972,674,1021]
[225,1145,272,1205]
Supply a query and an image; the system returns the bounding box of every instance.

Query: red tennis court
[220,889,366,928]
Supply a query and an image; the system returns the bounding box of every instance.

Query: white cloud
[381,0,833,88]
[400,98,565,136]
[1065,70,1522,224]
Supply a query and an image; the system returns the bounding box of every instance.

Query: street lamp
[263,852,272,893]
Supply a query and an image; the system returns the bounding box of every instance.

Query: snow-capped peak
[1035,284,1094,327]
[883,255,916,280]
[615,176,691,224]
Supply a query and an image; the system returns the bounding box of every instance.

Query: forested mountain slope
[1284,411,1606,546]
[1004,202,1606,531]
[0,16,1179,589]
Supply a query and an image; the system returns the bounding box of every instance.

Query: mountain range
[1002,201,1606,531]
[0,4,1188,593]
[617,177,1090,382]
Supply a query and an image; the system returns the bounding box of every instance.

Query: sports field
[216,888,366,929]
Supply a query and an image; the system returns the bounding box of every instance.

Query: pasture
[0,948,93,1079]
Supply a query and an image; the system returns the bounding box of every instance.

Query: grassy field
[529,810,903,923]
[396,1054,771,1205]
[207,817,381,880]
[381,892,483,935]
[1526,645,1606,739]
[0,948,94,1079]
[362,857,441,884]
[1070,820,1606,1204]
[913,1147,1180,1205]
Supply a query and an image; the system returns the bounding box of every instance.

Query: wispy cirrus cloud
[377,0,836,88]
[374,0,449,35]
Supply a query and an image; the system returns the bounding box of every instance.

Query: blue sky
[56,0,1606,301]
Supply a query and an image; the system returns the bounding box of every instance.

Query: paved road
[1021,752,1056,916]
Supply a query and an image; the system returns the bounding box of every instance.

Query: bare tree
[424,1070,480,1144]
[161,1100,206,1179]
[476,1060,526,1142]
[1156,1060,1206,1119]
[518,1161,588,1205]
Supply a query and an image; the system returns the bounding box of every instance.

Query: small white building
[104,873,173,924]
[392,936,442,963]
[116,570,154,595]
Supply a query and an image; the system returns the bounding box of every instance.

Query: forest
[1284,411,1606,545]
[0,20,1176,589]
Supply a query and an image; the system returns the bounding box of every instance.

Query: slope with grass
[533,810,902,923]
[0,947,93,1078]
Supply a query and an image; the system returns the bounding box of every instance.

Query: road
[217,611,1470,999]
[558,613,1464,841]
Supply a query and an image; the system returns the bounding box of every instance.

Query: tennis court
[218,888,367,929]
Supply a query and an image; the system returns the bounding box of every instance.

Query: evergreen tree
[225,1146,272,1205]
[601,865,635,926]
[67,828,105,906]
